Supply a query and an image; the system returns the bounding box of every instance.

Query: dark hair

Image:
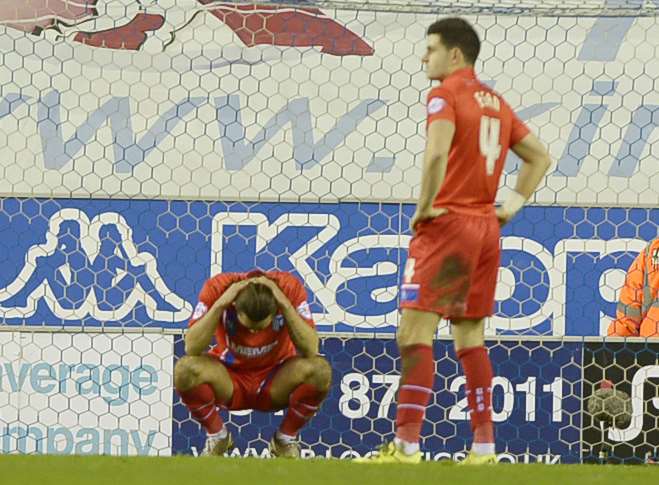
[234,283,278,322]
[427,17,480,64]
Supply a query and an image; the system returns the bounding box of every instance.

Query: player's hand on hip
[214,279,251,309]
[410,207,448,233]
[495,207,514,227]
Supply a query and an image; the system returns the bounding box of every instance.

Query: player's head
[423,17,480,80]
[234,282,278,332]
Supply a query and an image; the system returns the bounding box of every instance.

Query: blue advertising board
[0,198,655,335]
[172,336,583,463]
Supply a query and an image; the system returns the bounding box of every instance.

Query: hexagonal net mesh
[258,0,659,16]
[0,0,657,465]
[0,1,658,204]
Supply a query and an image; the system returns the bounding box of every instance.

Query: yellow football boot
[354,441,422,464]
[458,450,497,465]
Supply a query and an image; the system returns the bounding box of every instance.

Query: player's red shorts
[216,358,291,411]
[400,211,500,319]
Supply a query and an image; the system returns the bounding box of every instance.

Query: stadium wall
[0,2,657,462]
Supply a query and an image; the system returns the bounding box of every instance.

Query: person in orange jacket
[608,238,659,338]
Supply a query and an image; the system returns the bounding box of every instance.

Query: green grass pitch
[0,456,657,485]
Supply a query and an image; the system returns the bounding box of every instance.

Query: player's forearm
[513,154,551,199]
[417,153,448,211]
[184,305,223,355]
[281,304,319,358]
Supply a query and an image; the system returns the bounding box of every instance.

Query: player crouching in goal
[357,17,552,465]
[174,270,331,458]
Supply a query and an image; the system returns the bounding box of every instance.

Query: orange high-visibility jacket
[608,238,659,338]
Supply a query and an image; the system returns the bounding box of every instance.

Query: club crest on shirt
[273,314,285,331]
[191,302,207,320]
[223,308,238,336]
[427,97,446,115]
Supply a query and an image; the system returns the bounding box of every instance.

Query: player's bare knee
[451,318,485,351]
[397,309,440,348]
[397,323,420,349]
[307,356,332,391]
[396,329,412,348]
[396,312,421,348]
[174,355,201,391]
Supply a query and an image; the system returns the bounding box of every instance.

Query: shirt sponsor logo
[428,97,446,115]
[228,340,279,358]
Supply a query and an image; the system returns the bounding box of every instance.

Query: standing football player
[175,270,331,458]
[358,17,552,465]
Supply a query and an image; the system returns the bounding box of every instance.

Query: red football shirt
[188,271,314,371]
[426,67,530,215]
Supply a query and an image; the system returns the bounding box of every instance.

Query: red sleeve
[510,110,530,146]
[426,86,456,128]
[188,275,242,327]
[276,273,315,327]
[188,280,217,327]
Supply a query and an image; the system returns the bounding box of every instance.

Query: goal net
[0,0,657,463]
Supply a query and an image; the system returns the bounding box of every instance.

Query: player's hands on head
[410,207,448,233]
[214,279,251,309]
[250,276,290,307]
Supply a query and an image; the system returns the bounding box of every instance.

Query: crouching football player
[174,270,331,458]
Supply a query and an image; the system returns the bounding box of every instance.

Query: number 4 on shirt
[479,115,501,175]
